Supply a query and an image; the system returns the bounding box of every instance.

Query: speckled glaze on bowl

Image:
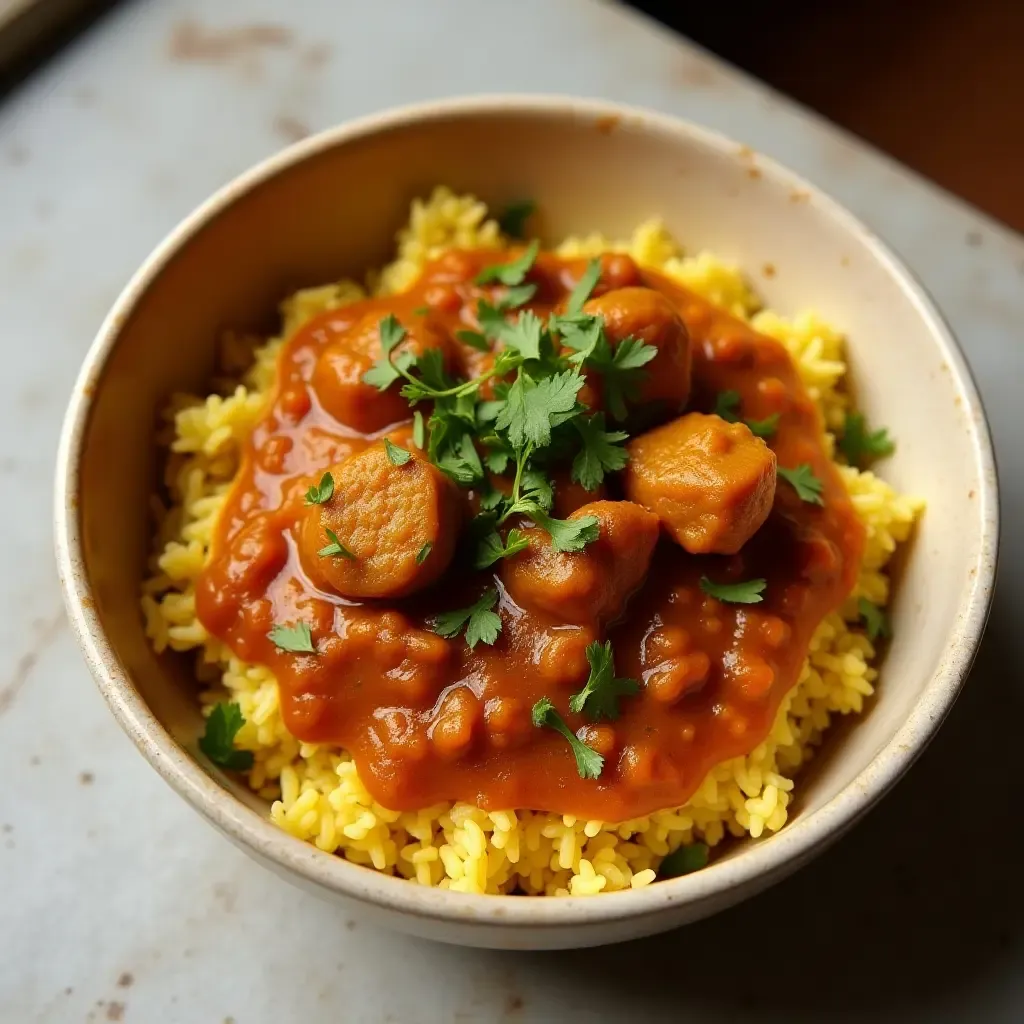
[54,96,998,950]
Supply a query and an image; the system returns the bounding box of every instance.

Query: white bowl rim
[54,93,999,931]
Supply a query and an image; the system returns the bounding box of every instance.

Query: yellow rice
[142,186,922,896]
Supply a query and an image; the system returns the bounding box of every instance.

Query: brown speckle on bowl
[762,263,776,279]
[594,115,620,136]
[789,189,811,203]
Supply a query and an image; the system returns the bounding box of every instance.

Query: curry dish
[145,189,918,893]
[194,246,863,822]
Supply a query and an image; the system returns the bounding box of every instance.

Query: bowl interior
[64,100,994,930]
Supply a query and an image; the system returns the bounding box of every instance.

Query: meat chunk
[501,500,659,626]
[582,287,691,415]
[623,412,776,555]
[299,440,462,598]
[310,310,458,434]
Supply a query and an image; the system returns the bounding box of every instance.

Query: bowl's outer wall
[61,100,996,948]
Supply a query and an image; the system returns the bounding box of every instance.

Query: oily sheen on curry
[194,249,864,821]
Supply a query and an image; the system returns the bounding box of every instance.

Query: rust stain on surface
[117,972,134,988]
[762,263,776,279]
[169,20,293,63]
[106,1002,125,1022]
[273,115,312,143]
[0,609,66,718]
[595,114,620,136]
[79,771,95,785]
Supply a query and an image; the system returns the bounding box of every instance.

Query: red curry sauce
[194,249,864,821]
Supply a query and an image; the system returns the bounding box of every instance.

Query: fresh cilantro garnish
[498,310,545,361]
[473,528,529,569]
[531,697,604,780]
[199,703,254,771]
[745,414,780,438]
[267,621,317,654]
[858,598,891,641]
[318,529,356,559]
[412,410,425,449]
[435,432,485,486]
[495,370,585,449]
[500,283,537,309]
[529,508,599,552]
[839,412,896,467]
[416,541,433,565]
[455,329,491,352]
[714,390,741,422]
[413,305,429,316]
[475,239,540,286]
[497,199,535,239]
[572,413,629,491]
[568,641,639,721]
[699,576,766,604]
[383,438,411,466]
[378,313,405,352]
[563,327,657,421]
[431,588,502,648]
[566,258,602,314]
[304,471,334,505]
[658,842,709,878]
[778,464,825,505]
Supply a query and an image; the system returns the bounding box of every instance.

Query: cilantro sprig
[569,641,639,721]
[778,464,825,505]
[473,527,529,569]
[699,576,766,604]
[858,598,891,641]
[497,199,535,240]
[475,240,540,286]
[199,703,254,771]
[431,587,502,648]
[267,621,317,654]
[713,390,780,439]
[658,843,709,878]
[318,529,356,559]
[384,438,411,466]
[531,697,604,780]
[839,412,895,467]
[572,413,629,491]
[304,472,334,505]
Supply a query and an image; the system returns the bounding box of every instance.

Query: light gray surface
[1,0,1021,1021]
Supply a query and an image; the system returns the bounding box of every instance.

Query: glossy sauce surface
[194,249,864,820]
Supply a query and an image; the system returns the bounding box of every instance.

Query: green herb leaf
[455,328,491,352]
[497,199,536,239]
[581,333,658,421]
[566,258,603,315]
[378,314,406,355]
[435,432,485,486]
[531,697,604,780]
[318,528,356,560]
[304,471,334,505]
[495,370,586,449]
[659,843,709,878]
[413,305,429,316]
[267,621,317,654]
[362,348,414,391]
[839,411,896,467]
[431,587,502,649]
[499,310,544,361]
[475,240,540,286]
[483,446,511,474]
[714,390,741,422]
[473,528,529,569]
[778,463,825,505]
[572,414,629,491]
[858,598,891,642]
[383,438,412,466]
[199,703,254,771]
[416,541,433,565]
[412,410,425,450]
[699,576,766,604]
[531,508,600,552]
[745,413,780,438]
[499,283,538,310]
[568,641,639,721]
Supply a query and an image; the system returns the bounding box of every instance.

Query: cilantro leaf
[318,528,356,559]
[304,471,334,505]
[431,588,502,649]
[475,240,540,286]
[500,283,537,309]
[659,843,709,878]
[520,468,554,511]
[495,371,586,449]
[745,413,780,438]
[416,541,433,565]
[378,314,406,354]
[199,703,254,771]
[858,598,891,642]
[530,508,599,552]
[267,621,317,654]
[714,390,741,422]
[455,328,491,352]
[568,641,639,721]
[531,697,604,780]
[383,438,412,466]
[499,310,544,361]
[497,199,535,239]
[412,410,425,450]
[583,333,658,421]
[435,432,485,486]
[483,445,511,474]
[778,464,825,505]
[839,411,896,467]
[362,349,414,391]
[473,528,529,569]
[572,414,629,491]
[699,576,766,604]
[567,258,603,315]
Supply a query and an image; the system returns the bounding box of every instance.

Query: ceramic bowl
[54,96,998,950]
